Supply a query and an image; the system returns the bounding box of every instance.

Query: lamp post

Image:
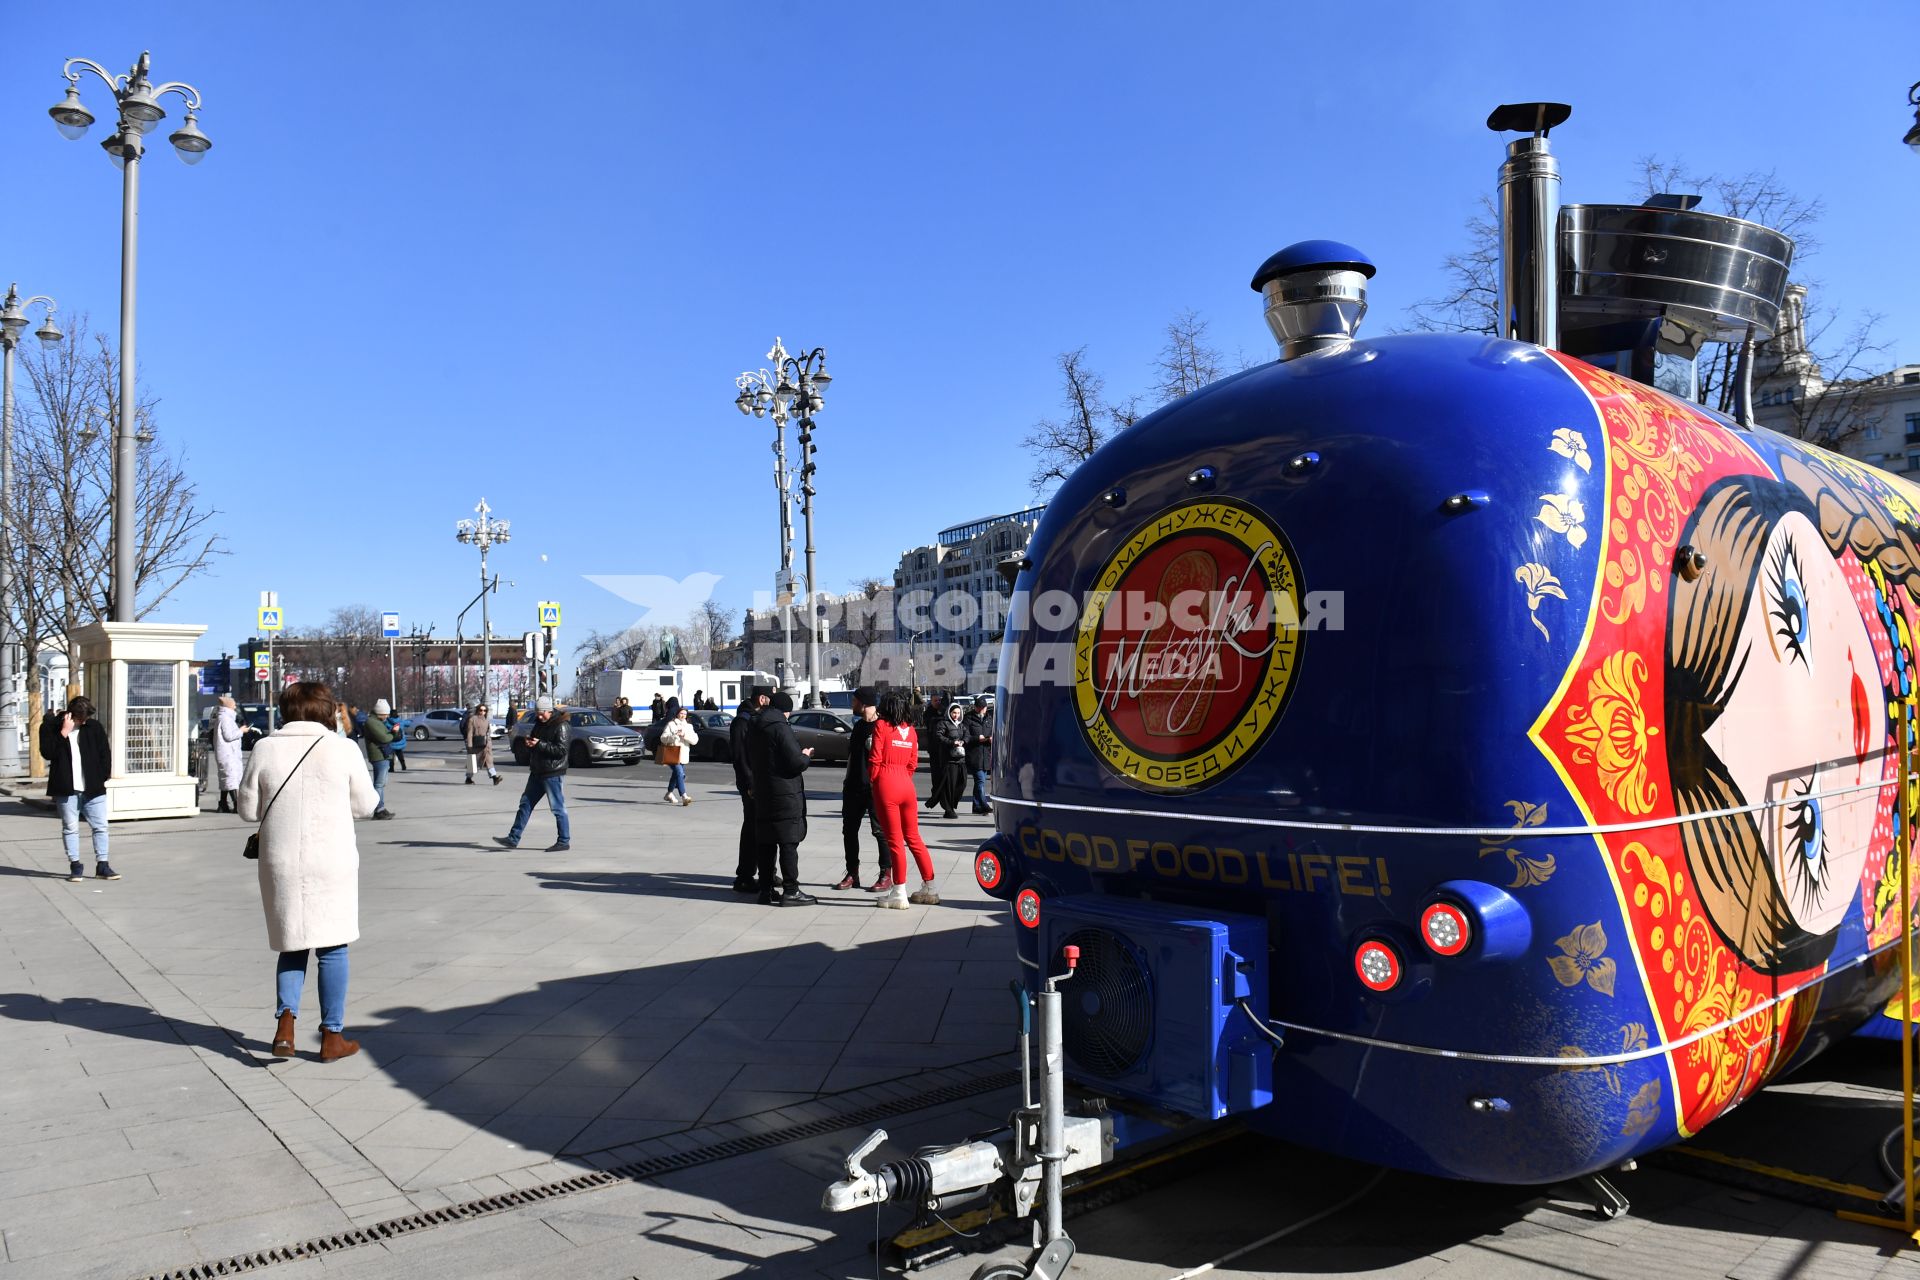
[48,52,209,624]
[455,499,510,712]
[734,337,832,704]
[0,286,63,776]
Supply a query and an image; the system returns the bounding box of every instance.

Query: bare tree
[5,314,224,773]
[689,598,734,665]
[1405,194,1502,335]
[1022,348,1130,497]
[1152,309,1226,403]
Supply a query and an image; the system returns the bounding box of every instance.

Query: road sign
[253,652,271,677]
[537,601,561,628]
[258,606,284,631]
[228,657,250,670]
[381,612,401,638]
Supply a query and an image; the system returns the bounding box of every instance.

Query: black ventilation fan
[1059,928,1154,1078]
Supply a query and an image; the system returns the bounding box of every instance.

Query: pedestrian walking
[238,681,379,1062]
[650,693,667,725]
[40,694,116,882]
[870,690,937,908]
[494,696,570,852]
[657,701,699,805]
[213,694,252,814]
[611,696,633,726]
[387,709,410,771]
[833,686,884,892]
[361,698,397,819]
[463,703,500,785]
[922,694,947,809]
[730,687,769,893]
[964,695,994,815]
[747,691,817,906]
[931,702,966,819]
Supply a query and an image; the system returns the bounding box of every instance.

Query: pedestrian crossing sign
[537,602,561,628]
[253,652,271,676]
[258,607,284,631]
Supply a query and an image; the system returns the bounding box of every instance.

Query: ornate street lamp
[1905,81,1920,155]
[0,285,63,775]
[455,499,510,710]
[48,51,210,622]
[733,338,832,703]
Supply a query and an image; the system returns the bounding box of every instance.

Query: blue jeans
[369,757,390,810]
[58,794,110,861]
[277,945,349,1032]
[972,770,991,811]
[667,763,687,795]
[507,774,569,845]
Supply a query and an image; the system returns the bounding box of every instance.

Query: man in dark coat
[40,695,117,881]
[834,686,882,890]
[963,696,994,815]
[730,687,770,893]
[747,691,817,906]
[494,696,571,852]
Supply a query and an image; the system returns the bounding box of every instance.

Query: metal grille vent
[1059,927,1153,1078]
[138,1067,1017,1280]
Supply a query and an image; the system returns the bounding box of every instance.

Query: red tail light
[1015,888,1042,929]
[1354,939,1403,992]
[975,848,1004,892]
[1419,902,1472,957]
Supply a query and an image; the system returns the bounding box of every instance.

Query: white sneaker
[909,882,941,906]
[877,884,910,910]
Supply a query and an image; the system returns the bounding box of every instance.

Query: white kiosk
[67,621,207,820]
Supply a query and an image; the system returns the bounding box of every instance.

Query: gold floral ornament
[1479,798,1557,888]
[1548,921,1617,996]
[1516,563,1566,641]
[1621,1079,1662,1138]
[1564,651,1659,815]
[1555,1022,1649,1095]
[1535,493,1588,549]
[1549,427,1592,473]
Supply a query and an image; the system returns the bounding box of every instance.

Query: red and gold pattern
[1531,354,1916,1135]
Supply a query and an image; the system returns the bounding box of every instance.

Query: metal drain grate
[140,1068,1018,1280]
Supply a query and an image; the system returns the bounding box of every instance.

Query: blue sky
[5,2,1917,661]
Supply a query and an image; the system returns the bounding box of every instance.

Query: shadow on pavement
[0,991,270,1066]
[527,868,1003,912]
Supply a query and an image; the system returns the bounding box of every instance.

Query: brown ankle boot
[271,1011,296,1058]
[319,1028,360,1062]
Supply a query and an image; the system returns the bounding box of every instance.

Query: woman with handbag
[237,681,379,1061]
[657,700,699,805]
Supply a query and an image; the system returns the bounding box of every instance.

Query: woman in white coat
[657,700,699,805]
[213,695,250,814]
[237,681,378,1061]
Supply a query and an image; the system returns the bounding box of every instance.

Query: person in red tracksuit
[868,690,938,909]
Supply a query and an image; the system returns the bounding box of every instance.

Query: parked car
[409,707,469,740]
[509,707,646,768]
[685,709,734,762]
[787,709,857,764]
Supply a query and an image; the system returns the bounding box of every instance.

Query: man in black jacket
[963,696,994,815]
[833,686,882,891]
[747,691,817,906]
[41,696,117,882]
[494,696,571,852]
[730,687,770,893]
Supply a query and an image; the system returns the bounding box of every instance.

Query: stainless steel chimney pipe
[1489,103,1570,350]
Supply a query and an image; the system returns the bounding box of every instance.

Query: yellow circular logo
[1073,499,1302,793]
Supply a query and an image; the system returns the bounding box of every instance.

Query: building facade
[892,506,1045,688]
[1752,285,1920,471]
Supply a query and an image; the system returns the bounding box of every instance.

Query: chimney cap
[1250,240,1376,293]
[1486,102,1571,135]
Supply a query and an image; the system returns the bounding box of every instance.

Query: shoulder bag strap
[258,737,325,825]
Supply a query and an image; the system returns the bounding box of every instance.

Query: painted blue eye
[1769,538,1812,666]
[1797,797,1823,863]
[1781,579,1807,644]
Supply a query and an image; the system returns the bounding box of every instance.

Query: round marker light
[1354,939,1402,992]
[1420,902,1472,957]
[1015,888,1042,929]
[975,848,1003,892]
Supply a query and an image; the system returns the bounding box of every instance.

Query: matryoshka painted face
[1707,509,1884,938]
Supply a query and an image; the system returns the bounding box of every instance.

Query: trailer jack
[823,948,1094,1278]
